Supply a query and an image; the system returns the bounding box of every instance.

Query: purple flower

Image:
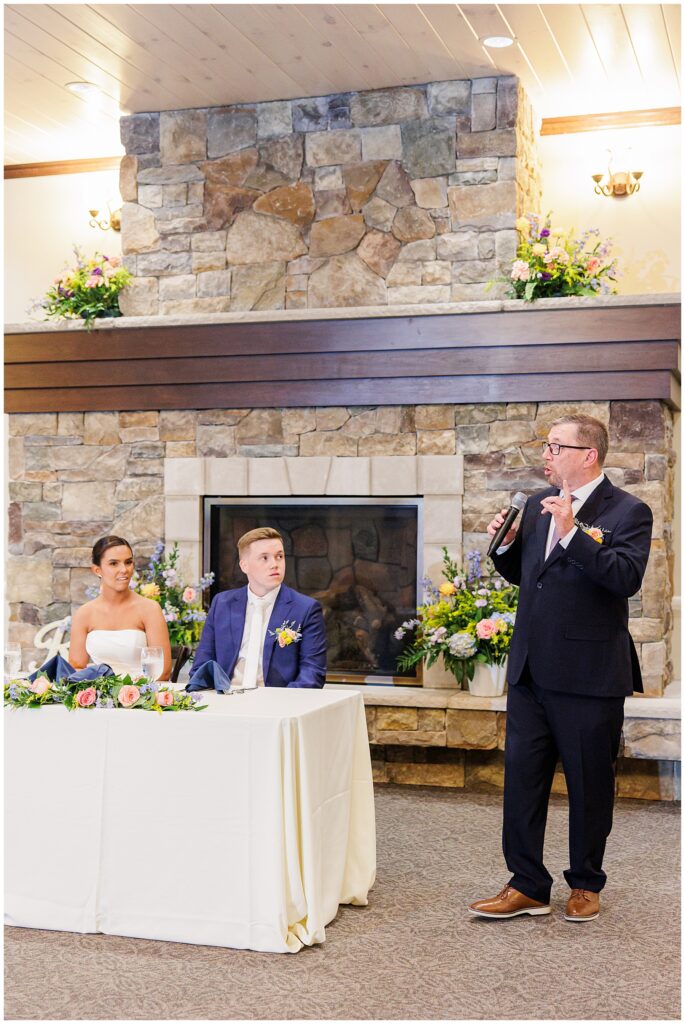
[541,272,552,281]
[92,266,103,276]
[540,228,550,238]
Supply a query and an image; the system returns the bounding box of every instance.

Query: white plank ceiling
[4,3,682,164]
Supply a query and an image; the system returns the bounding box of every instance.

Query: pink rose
[156,690,174,707]
[182,587,196,603]
[118,684,140,707]
[476,619,497,640]
[76,687,96,707]
[586,257,600,275]
[29,677,51,695]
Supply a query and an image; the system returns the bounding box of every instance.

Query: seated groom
[188,527,326,690]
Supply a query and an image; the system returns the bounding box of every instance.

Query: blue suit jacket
[190,584,327,688]
[492,476,652,697]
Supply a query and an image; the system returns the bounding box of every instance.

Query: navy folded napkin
[186,660,232,694]
[29,655,114,684]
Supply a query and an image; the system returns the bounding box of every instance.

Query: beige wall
[539,124,680,295]
[4,170,122,325]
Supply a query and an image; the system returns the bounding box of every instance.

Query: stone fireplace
[117,75,540,316]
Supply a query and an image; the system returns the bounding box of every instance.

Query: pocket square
[186,660,232,693]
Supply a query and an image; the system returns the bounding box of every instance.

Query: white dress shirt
[544,472,605,558]
[231,585,280,688]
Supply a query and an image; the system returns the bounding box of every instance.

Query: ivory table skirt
[5,688,376,953]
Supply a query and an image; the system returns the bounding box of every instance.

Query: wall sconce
[591,150,643,197]
[89,203,121,231]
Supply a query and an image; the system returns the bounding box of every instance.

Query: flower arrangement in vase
[133,541,214,649]
[508,213,618,302]
[395,548,518,689]
[36,248,132,328]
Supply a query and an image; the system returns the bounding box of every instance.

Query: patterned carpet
[5,786,680,1021]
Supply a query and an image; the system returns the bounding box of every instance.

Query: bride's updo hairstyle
[92,535,133,565]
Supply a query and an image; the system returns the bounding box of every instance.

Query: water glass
[4,642,22,682]
[140,646,164,683]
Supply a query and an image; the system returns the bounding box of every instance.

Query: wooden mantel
[4,295,681,414]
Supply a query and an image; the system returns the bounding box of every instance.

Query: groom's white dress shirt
[231,584,281,689]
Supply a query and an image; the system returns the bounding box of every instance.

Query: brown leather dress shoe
[564,889,600,921]
[469,885,551,918]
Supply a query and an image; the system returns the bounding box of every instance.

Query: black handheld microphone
[487,492,527,557]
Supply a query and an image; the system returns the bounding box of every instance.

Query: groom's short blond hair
[237,527,283,558]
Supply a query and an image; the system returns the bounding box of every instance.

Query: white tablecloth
[5,688,376,953]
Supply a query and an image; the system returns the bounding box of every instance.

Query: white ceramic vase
[467,661,507,697]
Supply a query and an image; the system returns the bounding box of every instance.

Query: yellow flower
[140,582,160,598]
[438,582,456,596]
[515,216,530,236]
[531,243,546,256]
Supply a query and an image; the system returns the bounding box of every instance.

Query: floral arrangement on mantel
[85,541,214,649]
[4,674,206,712]
[508,213,618,302]
[37,248,132,328]
[395,548,518,687]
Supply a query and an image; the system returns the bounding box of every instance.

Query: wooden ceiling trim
[540,106,681,135]
[4,156,122,179]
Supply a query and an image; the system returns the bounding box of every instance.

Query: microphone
[487,492,527,557]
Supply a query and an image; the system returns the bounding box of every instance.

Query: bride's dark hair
[92,535,133,565]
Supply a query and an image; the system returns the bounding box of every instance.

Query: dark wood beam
[5,303,680,413]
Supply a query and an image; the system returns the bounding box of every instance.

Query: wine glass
[4,642,22,683]
[140,646,164,683]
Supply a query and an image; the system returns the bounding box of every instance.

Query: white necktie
[241,602,265,690]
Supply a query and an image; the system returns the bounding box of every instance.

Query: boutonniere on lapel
[270,620,303,647]
[574,518,611,544]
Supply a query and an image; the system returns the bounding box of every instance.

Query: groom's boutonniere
[574,518,611,544]
[270,620,303,647]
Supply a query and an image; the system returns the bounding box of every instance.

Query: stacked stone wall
[7,399,673,696]
[118,77,541,314]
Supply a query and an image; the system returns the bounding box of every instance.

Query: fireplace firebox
[204,498,421,683]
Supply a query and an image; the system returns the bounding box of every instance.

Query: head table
[5,687,376,953]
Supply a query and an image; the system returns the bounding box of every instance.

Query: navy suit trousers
[503,664,624,903]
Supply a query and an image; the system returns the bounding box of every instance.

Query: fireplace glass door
[205,498,421,683]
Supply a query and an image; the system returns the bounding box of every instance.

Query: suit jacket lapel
[540,476,614,574]
[574,475,614,528]
[229,587,248,659]
[535,490,555,574]
[263,585,294,680]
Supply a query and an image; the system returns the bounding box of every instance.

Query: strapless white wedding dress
[85,629,147,678]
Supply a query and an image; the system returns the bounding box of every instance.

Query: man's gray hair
[550,414,609,465]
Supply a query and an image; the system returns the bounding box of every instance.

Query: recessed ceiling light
[66,81,102,99]
[482,36,514,49]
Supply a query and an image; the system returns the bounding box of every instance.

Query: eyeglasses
[542,441,594,456]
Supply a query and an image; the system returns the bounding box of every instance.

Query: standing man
[188,527,326,690]
[470,414,652,922]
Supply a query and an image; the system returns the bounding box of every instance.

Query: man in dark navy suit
[189,527,326,690]
[469,414,652,922]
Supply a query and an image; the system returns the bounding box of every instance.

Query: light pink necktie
[548,494,576,556]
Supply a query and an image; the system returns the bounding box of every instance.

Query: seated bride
[69,535,172,680]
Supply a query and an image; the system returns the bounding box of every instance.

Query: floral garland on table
[5,674,207,712]
[395,548,518,687]
[36,248,132,329]
[508,212,618,302]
